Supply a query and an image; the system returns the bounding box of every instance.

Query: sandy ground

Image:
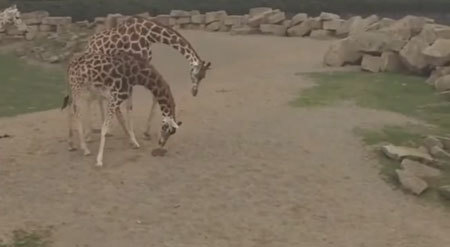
[1,31,450,247]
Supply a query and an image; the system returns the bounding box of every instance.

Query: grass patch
[0,229,51,247]
[294,71,450,133]
[295,71,450,205]
[0,53,65,117]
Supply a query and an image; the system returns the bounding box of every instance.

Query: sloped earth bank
[0,31,449,246]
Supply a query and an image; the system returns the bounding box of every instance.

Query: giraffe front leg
[116,106,140,149]
[96,104,115,167]
[73,100,91,156]
[143,96,157,140]
[97,98,114,137]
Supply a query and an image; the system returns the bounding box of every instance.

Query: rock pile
[381,136,450,199]
[324,15,450,92]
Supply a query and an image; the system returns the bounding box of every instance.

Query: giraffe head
[2,5,27,31]
[190,60,211,96]
[158,116,182,147]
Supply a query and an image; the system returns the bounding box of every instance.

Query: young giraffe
[62,52,182,167]
[84,16,210,139]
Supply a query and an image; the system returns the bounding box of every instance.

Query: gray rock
[176,17,191,25]
[336,16,362,36]
[323,38,362,67]
[249,7,273,17]
[380,51,404,72]
[323,19,344,31]
[349,15,379,35]
[400,159,442,179]
[426,66,450,85]
[422,39,450,66]
[319,12,340,21]
[205,11,227,24]
[399,36,430,74]
[230,26,259,35]
[267,11,286,24]
[170,10,190,17]
[42,16,72,26]
[309,30,333,39]
[224,15,243,26]
[379,15,427,41]
[205,21,221,32]
[396,169,429,195]
[247,10,272,27]
[424,136,444,151]
[290,13,308,26]
[434,75,450,92]
[429,146,450,160]
[260,24,286,36]
[438,185,450,200]
[381,144,434,163]
[418,24,450,45]
[361,54,382,72]
[191,14,205,24]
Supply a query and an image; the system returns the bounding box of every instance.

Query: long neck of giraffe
[145,21,202,68]
[139,68,176,119]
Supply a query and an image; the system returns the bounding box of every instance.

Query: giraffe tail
[61,94,70,110]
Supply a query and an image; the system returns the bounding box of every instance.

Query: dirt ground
[1,31,450,247]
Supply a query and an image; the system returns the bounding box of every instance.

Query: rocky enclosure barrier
[6,6,450,91]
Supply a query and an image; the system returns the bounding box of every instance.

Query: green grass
[0,53,65,117]
[0,229,51,247]
[294,71,450,205]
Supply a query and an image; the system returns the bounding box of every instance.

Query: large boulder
[323,19,344,31]
[170,10,190,17]
[427,66,450,85]
[434,75,450,92]
[400,159,441,179]
[382,144,434,163]
[230,25,259,35]
[260,24,286,36]
[105,13,122,29]
[267,11,286,24]
[42,16,72,26]
[249,7,272,17]
[319,12,340,21]
[287,18,320,37]
[348,31,406,54]
[206,21,221,32]
[380,51,404,72]
[379,15,427,41]
[396,169,429,195]
[191,14,205,24]
[310,30,333,39]
[349,15,379,35]
[422,39,450,66]
[247,10,273,27]
[205,11,227,24]
[176,17,191,25]
[336,16,362,36]
[290,13,308,27]
[439,185,450,200]
[399,36,430,74]
[224,15,243,27]
[418,24,450,45]
[361,54,382,72]
[21,11,49,25]
[323,38,362,66]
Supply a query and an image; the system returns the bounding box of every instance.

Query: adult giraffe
[84,16,211,139]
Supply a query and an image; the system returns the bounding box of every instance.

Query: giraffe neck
[141,19,202,67]
[138,66,176,119]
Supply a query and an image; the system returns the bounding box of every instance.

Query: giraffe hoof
[131,142,141,149]
[143,132,151,140]
[83,150,91,156]
[68,146,77,152]
[85,136,93,143]
[95,162,103,167]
